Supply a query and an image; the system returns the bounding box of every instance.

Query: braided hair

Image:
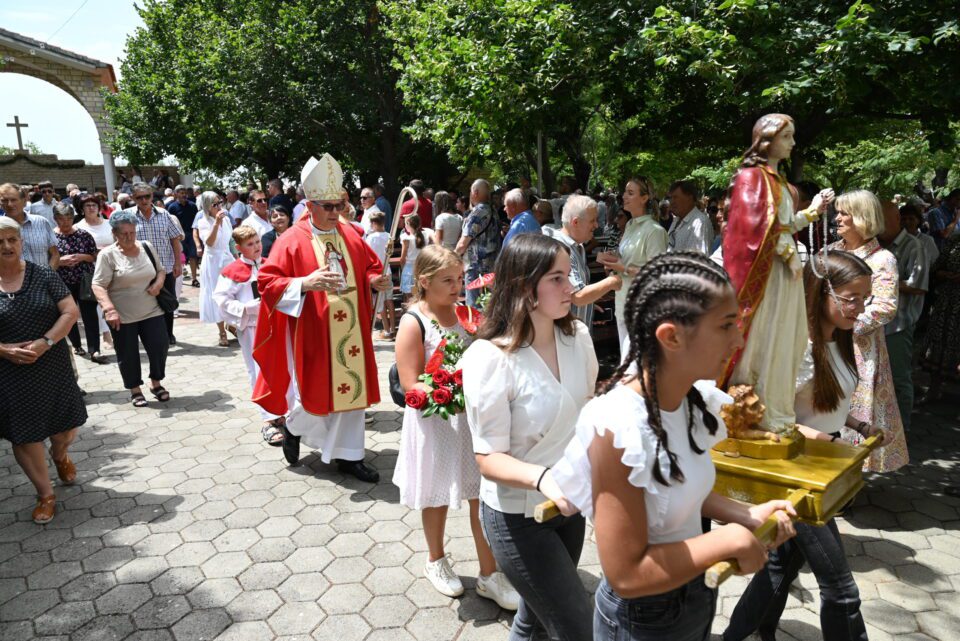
[600,251,732,485]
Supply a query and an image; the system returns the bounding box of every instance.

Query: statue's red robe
[252,218,382,416]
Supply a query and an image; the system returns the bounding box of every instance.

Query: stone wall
[0,152,179,195]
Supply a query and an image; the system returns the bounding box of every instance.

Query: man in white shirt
[240,189,274,238]
[226,189,247,226]
[667,180,714,254]
[28,181,57,225]
[358,187,382,237]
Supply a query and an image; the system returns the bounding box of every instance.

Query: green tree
[105,0,452,192]
[0,141,44,156]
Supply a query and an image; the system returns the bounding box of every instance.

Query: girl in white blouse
[461,233,597,640]
[552,251,797,641]
[725,251,886,641]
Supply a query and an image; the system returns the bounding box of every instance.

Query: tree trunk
[538,133,556,195]
[933,167,950,190]
[788,146,805,183]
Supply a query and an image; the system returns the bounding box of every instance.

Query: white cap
[301,153,343,201]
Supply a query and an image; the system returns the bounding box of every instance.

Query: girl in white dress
[193,191,234,346]
[399,213,428,302]
[552,251,797,641]
[393,245,518,608]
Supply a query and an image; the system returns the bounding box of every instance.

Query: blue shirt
[502,211,541,248]
[927,204,957,250]
[376,196,394,230]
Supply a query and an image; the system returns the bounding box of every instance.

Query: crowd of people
[1,113,959,639]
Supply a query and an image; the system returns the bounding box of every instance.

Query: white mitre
[301,153,343,201]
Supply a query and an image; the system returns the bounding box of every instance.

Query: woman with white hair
[828,189,908,472]
[192,191,234,346]
[0,216,87,523]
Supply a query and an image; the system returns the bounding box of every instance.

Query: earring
[532,300,538,309]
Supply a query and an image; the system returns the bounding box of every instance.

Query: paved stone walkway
[1,287,958,641]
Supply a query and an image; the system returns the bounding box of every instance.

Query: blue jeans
[479,502,592,641]
[594,575,716,641]
[724,519,866,641]
[465,267,481,308]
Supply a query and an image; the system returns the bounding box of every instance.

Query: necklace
[807,210,830,278]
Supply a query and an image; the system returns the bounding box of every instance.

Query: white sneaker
[424,554,464,597]
[476,571,520,610]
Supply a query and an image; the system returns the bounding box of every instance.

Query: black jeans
[110,314,169,389]
[66,281,101,354]
[724,519,866,641]
[163,272,176,340]
[594,575,717,641]
[479,501,592,641]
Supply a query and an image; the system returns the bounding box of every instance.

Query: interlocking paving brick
[0,587,59,621]
[132,595,191,629]
[95,582,153,614]
[33,600,96,635]
[171,607,231,641]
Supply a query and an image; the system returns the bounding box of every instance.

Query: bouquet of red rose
[403,309,480,420]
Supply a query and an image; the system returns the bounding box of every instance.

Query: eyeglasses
[310,201,347,212]
[254,198,268,204]
[826,278,872,310]
[360,195,374,200]
[213,201,223,207]
[134,195,152,201]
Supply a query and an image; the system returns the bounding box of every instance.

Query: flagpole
[372,187,418,328]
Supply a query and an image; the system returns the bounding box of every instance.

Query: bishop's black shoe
[336,459,380,483]
[280,424,301,466]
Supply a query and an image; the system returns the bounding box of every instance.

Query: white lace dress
[392,307,481,510]
[553,380,731,544]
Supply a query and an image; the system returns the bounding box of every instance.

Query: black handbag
[388,312,425,406]
[142,243,180,313]
[78,272,96,301]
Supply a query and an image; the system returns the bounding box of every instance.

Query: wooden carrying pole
[372,187,418,327]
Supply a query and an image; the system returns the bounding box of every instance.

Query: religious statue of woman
[721,113,834,434]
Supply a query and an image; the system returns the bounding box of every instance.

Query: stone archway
[0,27,118,196]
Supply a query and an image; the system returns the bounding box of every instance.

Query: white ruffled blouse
[553,380,731,544]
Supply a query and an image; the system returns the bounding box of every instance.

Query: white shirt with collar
[461,321,598,517]
[241,212,273,238]
[28,200,56,225]
[886,229,927,334]
[668,207,714,255]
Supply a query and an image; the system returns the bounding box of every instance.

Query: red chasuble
[252,218,382,416]
[721,165,786,384]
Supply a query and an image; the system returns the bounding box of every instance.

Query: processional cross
[6,116,29,151]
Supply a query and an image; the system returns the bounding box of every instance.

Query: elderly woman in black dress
[0,216,88,524]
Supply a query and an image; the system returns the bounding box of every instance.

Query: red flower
[453,369,463,386]
[466,272,495,290]
[405,389,428,410]
[455,305,485,334]
[424,340,447,375]
[432,369,452,386]
[432,386,453,405]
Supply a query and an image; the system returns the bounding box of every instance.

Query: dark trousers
[163,272,176,339]
[480,502,593,641]
[724,519,866,641]
[110,314,169,389]
[594,575,717,641]
[66,281,101,354]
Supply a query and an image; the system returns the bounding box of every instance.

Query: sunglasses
[360,195,374,200]
[254,198,268,204]
[310,201,347,212]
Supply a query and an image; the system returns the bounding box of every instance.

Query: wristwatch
[42,336,55,347]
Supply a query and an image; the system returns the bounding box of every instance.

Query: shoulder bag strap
[142,242,161,277]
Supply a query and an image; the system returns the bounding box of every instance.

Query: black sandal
[131,393,148,407]
[261,421,285,446]
[149,386,170,402]
[74,346,86,356]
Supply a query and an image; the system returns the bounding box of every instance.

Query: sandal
[131,392,148,407]
[33,495,56,524]
[218,334,230,347]
[261,421,285,446]
[90,352,108,364]
[53,455,77,485]
[149,386,171,402]
[73,346,86,356]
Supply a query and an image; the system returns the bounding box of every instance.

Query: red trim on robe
[251,218,382,416]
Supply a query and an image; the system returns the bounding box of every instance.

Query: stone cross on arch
[6,115,29,151]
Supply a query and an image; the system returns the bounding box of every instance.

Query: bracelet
[535,467,550,492]
[830,434,839,442]
[856,421,868,435]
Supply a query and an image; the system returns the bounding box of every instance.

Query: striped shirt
[125,206,181,272]
[8,213,57,266]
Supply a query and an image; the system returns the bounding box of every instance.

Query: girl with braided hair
[551,251,797,641]
[461,233,598,641]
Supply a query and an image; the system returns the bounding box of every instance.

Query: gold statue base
[711,435,881,526]
[713,432,804,460]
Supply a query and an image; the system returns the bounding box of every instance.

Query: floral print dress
[830,239,908,472]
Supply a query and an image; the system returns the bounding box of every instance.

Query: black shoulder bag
[388,312,426,406]
[142,243,180,313]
